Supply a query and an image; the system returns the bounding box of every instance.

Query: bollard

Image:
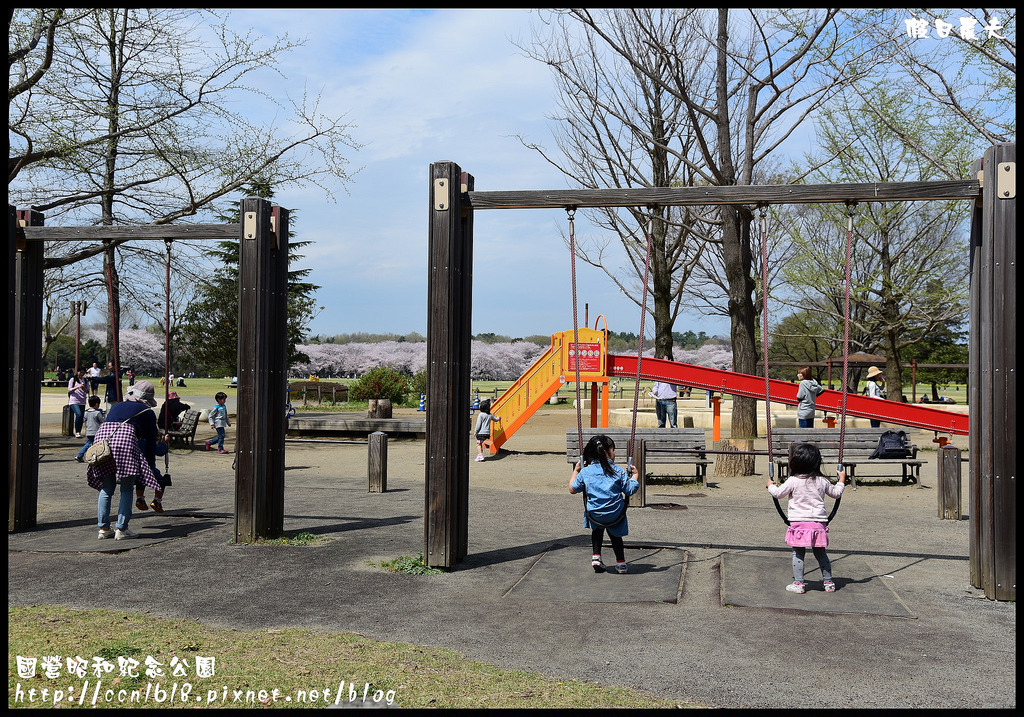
[368,431,387,493]
[937,444,961,520]
[418,393,425,411]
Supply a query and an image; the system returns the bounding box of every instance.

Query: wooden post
[9,207,45,531]
[968,143,1016,601]
[632,439,646,508]
[368,431,387,492]
[424,162,474,569]
[234,199,289,543]
[937,445,961,520]
[368,398,393,418]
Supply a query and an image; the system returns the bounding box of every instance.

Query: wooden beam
[466,180,980,210]
[18,223,240,242]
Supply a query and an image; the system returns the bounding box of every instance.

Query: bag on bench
[869,430,910,459]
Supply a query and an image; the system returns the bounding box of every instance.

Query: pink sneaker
[786,582,806,594]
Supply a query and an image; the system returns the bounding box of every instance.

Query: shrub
[409,370,427,399]
[349,366,408,403]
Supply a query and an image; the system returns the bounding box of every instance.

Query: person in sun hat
[87,380,164,540]
[102,380,171,517]
[864,366,886,428]
[157,390,191,433]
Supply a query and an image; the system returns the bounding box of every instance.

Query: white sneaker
[785,582,806,594]
[97,528,115,539]
[115,528,139,540]
[616,561,629,574]
[592,556,606,573]
[475,454,485,462]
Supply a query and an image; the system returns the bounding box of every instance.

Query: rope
[567,208,584,464]
[758,205,789,525]
[758,205,774,474]
[628,210,654,465]
[825,202,857,520]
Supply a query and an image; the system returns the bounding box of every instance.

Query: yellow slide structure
[487,327,608,453]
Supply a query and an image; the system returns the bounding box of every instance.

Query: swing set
[424,146,1013,606]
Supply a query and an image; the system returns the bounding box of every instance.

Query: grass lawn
[8,606,692,709]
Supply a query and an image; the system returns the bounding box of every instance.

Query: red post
[711,396,722,442]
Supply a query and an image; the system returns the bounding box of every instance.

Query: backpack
[869,430,910,459]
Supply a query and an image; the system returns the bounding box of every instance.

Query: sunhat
[125,380,157,406]
[867,366,883,380]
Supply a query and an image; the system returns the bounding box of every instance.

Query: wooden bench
[769,427,927,488]
[163,409,201,448]
[567,427,711,504]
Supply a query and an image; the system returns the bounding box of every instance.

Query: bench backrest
[176,410,200,433]
[566,427,707,460]
[770,428,914,456]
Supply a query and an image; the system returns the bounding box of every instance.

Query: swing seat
[164,409,201,448]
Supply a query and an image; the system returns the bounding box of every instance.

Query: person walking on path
[75,396,105,463]
[87,408,162,541]
[570,435,640,574]
[766,442,846,594]
[205,392,231,453]
[87,362,102,396]
[864,366,886,428]
[67,369,88,437]
[473,399,502,461]
[650,381,679,428]
[796,366,825,428]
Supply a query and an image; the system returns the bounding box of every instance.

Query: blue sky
[227,9,731,341]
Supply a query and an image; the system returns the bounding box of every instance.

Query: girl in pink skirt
[767,442,846,594]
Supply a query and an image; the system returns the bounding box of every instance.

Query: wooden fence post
[424,162,474,569]
[968,143,1016,601]
[369,431,387,493]
[937,445,962,520]
[234,199,289,543]
[9,207,45,531]
[632,439,647,508]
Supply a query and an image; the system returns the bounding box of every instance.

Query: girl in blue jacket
[570,434,639,573]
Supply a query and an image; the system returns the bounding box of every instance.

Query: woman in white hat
[864,366,886,428]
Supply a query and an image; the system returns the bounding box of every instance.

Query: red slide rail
[608,355,968,436]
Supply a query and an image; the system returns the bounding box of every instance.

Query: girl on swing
[570,435,639,574]
[767,442,846,593]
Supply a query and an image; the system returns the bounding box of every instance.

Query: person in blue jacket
[569,434,639,574]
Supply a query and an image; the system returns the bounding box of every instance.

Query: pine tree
[179,183,320,375]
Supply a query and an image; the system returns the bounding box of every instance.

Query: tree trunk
[715,438,755,477]
[367,398,392,419]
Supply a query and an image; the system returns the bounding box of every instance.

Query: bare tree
[849,8,1015,176]
[551,9,861,438]
[519,9,714,360]
[778,88,973,399]
[9,8,359,368]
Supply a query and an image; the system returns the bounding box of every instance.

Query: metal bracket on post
[433,178,450,211]
[243,211,257,240]
[997,162,1015,199]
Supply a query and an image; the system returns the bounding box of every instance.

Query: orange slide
[487,327,608,453]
